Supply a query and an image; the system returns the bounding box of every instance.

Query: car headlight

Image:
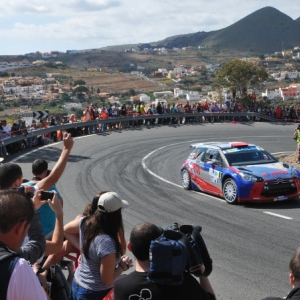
[239,172,264,182]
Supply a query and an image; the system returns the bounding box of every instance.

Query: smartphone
[40,191,54,200]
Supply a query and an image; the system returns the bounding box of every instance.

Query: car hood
[234,162,295,180]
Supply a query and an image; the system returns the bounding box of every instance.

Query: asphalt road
[14,121,300,300]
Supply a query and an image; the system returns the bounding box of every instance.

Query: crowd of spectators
[0,91,299,162]
[1,98,299,158]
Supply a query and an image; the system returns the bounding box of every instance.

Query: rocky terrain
[278,152,298,168]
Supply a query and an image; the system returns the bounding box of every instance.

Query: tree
[214,59,268,107]
[74,79,86,86]
[128,88,136,96]
[73,86,89,94]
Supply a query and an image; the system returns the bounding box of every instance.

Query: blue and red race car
[181,141,300,204]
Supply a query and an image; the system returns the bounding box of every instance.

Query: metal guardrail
[0,112,288,149]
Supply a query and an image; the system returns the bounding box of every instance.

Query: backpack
[0,244,20,299]
[45,264,71,300]
[147,223,213,286]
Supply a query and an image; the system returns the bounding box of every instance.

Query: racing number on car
[209,168,222,183]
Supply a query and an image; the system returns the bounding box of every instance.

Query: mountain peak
[154,6,300,54]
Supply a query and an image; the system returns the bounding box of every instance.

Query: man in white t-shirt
[1,119,11,133]
[0,190,47,299]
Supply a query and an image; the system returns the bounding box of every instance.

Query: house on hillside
[282,71,299,80]
[62,103,83,110]
[186,91,200,101]
[139,94,151,103]
[261,89,281,100]
[279,86,299,100]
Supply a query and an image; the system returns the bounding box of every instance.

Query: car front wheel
[223,178,238,204]
[181,169,191,190]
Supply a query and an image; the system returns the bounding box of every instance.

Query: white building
[186,91,200,101]
[153,91,173,98]
[282,71,300,79]
[140,93,151,103]
[261,89,281,100]
[158,68,168,76]
[174,88,188,97]
[62,103,83,110]
[175,65,186,74]
[292,52,300,60]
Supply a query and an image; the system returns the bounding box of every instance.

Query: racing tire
[222,178,238,204]
[181,169,191,190]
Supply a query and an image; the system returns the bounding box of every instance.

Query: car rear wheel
[181,169,191,190]
[223,178,238,204]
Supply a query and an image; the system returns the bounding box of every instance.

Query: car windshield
[224,149,278,166]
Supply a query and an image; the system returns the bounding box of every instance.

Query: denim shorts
[71,279,110,300]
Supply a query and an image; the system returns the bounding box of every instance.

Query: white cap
[98,192,129,213]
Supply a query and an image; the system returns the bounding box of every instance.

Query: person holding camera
[22,159,63,237]
[114,222,216,300]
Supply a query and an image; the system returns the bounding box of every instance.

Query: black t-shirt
[114,271,215,300]
[261,286,300,300]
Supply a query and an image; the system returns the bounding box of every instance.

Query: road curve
[15,122,300,300]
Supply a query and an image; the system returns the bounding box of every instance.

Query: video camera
[148,223,213,286]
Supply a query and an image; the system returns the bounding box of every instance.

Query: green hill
[147,7,300,54]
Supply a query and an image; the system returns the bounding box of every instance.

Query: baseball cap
[98,192,129,213]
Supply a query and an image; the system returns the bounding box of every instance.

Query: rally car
[181,141,300,204]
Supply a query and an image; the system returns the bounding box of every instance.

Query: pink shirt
[7,258,47,300]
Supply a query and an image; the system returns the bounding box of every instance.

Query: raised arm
[37,133,74,191]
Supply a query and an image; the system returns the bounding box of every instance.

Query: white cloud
[0,0,299,54]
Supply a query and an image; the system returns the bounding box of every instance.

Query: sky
[0,0,299,56]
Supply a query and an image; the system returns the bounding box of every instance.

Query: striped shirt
[74,217,117,291]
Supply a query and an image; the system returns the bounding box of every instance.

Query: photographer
[114,222,216,300]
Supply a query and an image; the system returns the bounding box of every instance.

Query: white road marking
[263,211,293,220]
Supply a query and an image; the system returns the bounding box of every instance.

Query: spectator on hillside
[225,90,231,112]
[261,247,300,299]
[99,108,109,132]
[83,106,94,134]
[114,222,216,300]
[119,103,127,128]
[0,190,48,300]
[177,103,184,124]
[146,104,156,125]
[1,119,11,133]
[0,123,10,156]
[140,101,145,115]
[156,102,163,124]
[170,102,178,124]
[184,101,191,123]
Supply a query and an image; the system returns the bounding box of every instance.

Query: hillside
[1,7,300,69]
[146,7,300,55]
